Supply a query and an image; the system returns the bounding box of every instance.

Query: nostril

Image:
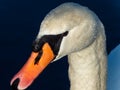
[11,78,20,90]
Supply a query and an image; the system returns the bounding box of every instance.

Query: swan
[107,44,120,90]
[10,2,107,90]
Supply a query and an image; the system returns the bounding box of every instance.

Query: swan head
[10,2,98,90]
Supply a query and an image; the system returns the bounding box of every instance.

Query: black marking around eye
[32,31,68,64]
[32,31,68,53]
[32,40,43,52]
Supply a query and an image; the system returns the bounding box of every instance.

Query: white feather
[37,2,107,90]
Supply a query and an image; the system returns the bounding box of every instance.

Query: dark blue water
[0,0,120,90]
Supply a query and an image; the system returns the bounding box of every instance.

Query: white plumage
[37,2,107,90]
[11,2,107,90]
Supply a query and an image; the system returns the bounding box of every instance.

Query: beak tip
[11,78,20,90]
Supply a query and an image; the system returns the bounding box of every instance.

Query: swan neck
[68,33,107,90]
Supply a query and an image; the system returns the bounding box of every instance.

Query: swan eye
[62,31,68,36]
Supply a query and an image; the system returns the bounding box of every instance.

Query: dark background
[0,0,120,90]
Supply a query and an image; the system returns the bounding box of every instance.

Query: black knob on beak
[11,78,20,90]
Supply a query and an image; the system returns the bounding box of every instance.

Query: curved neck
[68,31,107,90]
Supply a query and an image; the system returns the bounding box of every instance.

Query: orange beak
[10,43,55,89]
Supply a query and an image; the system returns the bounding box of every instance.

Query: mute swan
[10,2,107,90]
